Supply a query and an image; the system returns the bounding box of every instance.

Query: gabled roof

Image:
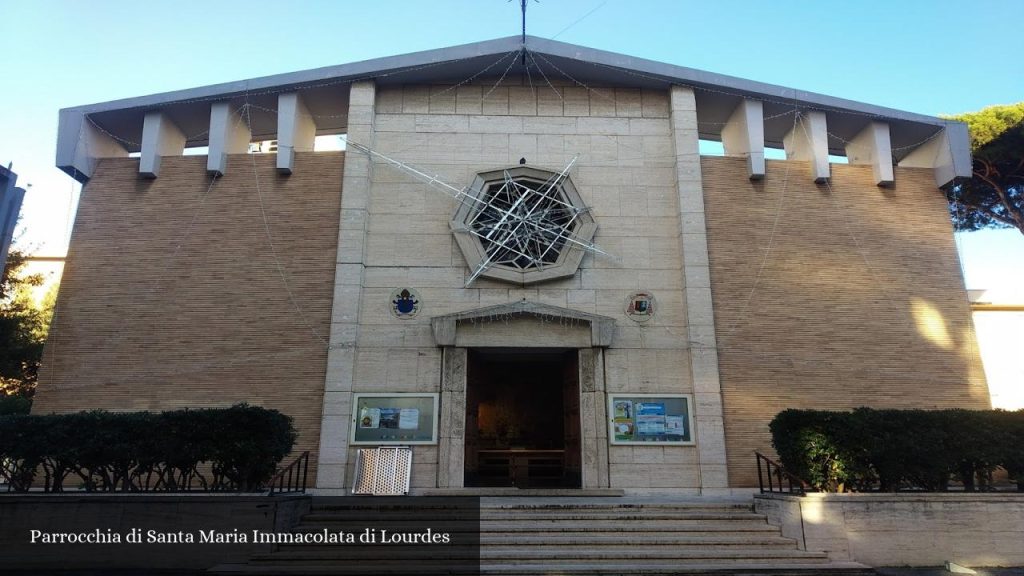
[57,35,967,179]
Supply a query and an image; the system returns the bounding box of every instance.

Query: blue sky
[2,0,1022,294]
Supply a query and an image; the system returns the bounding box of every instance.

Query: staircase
[211,496,874,575]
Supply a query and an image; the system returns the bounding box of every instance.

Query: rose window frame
[451,166,597,285]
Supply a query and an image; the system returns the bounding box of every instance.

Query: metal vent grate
[351,447,413,495]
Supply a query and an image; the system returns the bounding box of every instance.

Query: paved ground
[876,568,1023,576]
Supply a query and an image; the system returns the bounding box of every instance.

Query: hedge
[0,404,296,492]
[770,408,1024,492]
[0,395,31,416]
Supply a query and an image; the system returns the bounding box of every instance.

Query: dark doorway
[464,348,581,488]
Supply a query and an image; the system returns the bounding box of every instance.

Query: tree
[0,251,54,400]
[945,102,1024,236]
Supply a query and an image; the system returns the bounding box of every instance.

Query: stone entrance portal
[464,349,582,488]
[431,301,614,489]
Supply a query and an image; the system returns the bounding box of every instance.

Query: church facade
[35,36,989,494]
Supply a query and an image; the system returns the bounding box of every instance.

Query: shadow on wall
[911,296,989,405]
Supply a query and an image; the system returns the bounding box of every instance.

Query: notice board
[607,394,694,445]
[350,393,439,445]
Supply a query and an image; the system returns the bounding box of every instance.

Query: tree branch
[954,197,1023,231]
[972,169,1024,229]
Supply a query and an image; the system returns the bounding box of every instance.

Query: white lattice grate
[351,447,413,495]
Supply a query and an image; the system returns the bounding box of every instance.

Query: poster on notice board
[607,394,693,445]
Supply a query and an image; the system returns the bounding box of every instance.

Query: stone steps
[478,533,801,546]
[477,557,872,569]
[252,547,830,562]
[212,561,875,575]
[210,497,876,575]
[305,510,768,521]
[267,532,802,551]
[294,521,783,533]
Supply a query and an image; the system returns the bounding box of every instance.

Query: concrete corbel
[55,109,128,183]
[897,122,972,187]
[276,92,317,175]
[846,121,895,187]
[721,99,765,180]
[783,111,830,183]
[207,102,251,177]
[139,111,186,179]
[0,177,25,271]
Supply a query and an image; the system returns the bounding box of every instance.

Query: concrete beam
[207,102,251,176]
[783,111,830,183]
[139,111,186,179]
[55,110,128,183]
[276,92,317,175]
[846,121,894,187]
[0,168,25,272]
[898,123,972,187]
[720,99,765,180]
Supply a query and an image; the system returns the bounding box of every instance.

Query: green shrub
[0,395,31,415]
[209,404,297,491]
[0,414,42,490]
[771,410,846,491]
[994,410,1024,491]
[0,404,296,492]
[770,408,1024,492]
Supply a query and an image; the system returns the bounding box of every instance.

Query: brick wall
[701,157,989,487]
[34,152,344,484]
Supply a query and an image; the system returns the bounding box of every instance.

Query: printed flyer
[359,407,381,429]
[398,408,420,430]
[636,402,666,435]
[613,418,635,441]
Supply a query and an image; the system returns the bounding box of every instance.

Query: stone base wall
[756,493,1024,567]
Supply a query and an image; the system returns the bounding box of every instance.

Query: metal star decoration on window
[451,159,602,286]
[342,138,607,287]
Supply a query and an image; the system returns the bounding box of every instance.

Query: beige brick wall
[702,157,989,488]
[34,152,344,484]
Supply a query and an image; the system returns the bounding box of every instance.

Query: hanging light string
[520,46,792,351]
[528,49,952,161]
[714,110,799,349]
[244,98,331,347]
[54,49,558,388]
[550,0,609,40]
[51,40,974,384]
[80,38,954,166]
[81,48,523,151]
[52,107,243,347]
[341,135,611,287]
[51,47,558,384]
[576,50,960,127]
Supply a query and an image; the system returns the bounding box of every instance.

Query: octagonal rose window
[451,165,598,286]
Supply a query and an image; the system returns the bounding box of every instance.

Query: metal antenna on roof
[513,0,537,66]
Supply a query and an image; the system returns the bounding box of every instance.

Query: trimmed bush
[0,414,44,490]
[769,408,1024,492]
[0,395,31,415]
[0,404,296,492]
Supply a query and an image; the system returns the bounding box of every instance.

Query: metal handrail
[755,451,809,495]
[268,451,309,496]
